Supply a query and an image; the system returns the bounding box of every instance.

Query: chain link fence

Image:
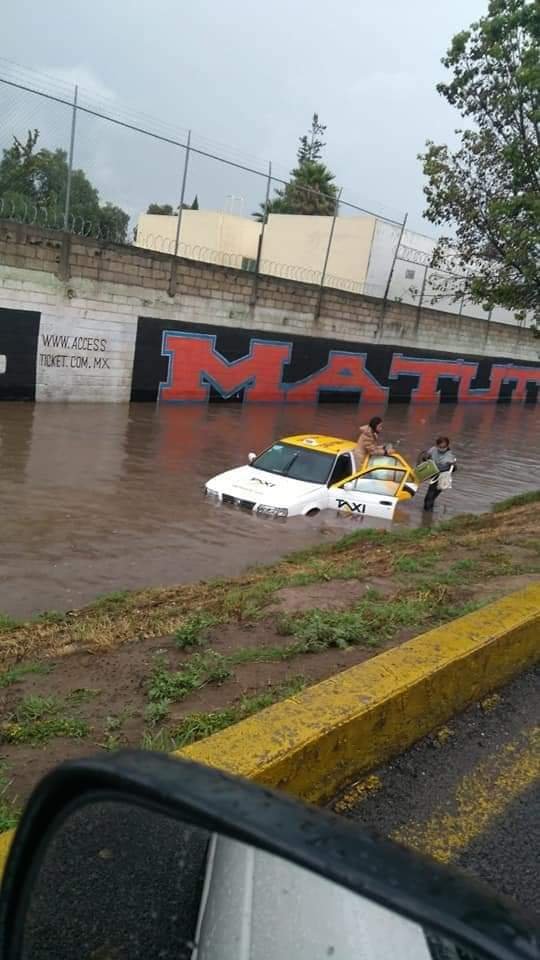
[0,59,520,325]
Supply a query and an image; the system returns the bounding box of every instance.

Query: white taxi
[205,434,419,520]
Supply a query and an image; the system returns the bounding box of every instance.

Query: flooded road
[1,402,539,618]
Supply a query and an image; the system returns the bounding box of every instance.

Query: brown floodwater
[1,401,539,618]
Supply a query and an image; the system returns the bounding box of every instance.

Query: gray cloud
[1,0,488,234]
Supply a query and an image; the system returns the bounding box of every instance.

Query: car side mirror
[248,452,256,464]
[0,751,538,960]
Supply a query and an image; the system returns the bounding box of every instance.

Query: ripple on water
[0,401,538,617]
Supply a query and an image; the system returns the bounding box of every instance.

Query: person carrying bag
[422,436,457,512]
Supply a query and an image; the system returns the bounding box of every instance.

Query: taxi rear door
[330,467,407,520]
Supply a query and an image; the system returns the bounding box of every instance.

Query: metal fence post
[63,84,78,232]
[484,306,494,347]
[315,187,342,320]
[456,285,467,339]
[250,161,272,307]
[415,263,429,327]
[169,130,192,297]
[382,212,408,311]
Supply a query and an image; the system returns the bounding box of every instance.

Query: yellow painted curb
[0,583,538,878]
[179,582,540,803]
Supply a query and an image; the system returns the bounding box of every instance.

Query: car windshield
[252,443,335,484]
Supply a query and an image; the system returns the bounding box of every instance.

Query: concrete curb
[180,582,540,803]
[0,583,538,876]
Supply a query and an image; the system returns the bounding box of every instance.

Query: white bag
[437,470,453,491]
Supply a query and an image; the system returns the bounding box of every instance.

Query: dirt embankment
[0,491,538,816]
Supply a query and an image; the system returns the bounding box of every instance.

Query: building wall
[365,221,525,327]
[136,210,377,289]
[136,211,525,329]
[136,211,261,265]
[261,213,376,289]
[0,222,538,404]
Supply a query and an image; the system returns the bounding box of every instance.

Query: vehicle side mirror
[248,452,256,464]
[1,752,537,960]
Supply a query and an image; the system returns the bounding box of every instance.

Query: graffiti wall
[131,317,540,405]
[1,307,539,404]
[0,307,137,402]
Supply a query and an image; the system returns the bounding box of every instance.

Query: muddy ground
[0,491,538,816]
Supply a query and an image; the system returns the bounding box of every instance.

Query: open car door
[329,464,409,520]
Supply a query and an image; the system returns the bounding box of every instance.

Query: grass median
[0,491,538,814]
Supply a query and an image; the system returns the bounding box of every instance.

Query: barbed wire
[134,231,368,292]
[0,198,131,244]
[0,61,526,325]
[0,60,404,225]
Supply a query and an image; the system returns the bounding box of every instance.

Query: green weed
[392,551,439,574]
[0,695,88,746]
[100,733,122,751]
[142,676,307,752]
[0,766,19,832]
[98,714,126,751]
[421,558,479,588]
[145,699,171,726]
[147,651,231,704]
[0,614,21,633]
[66,688,100,705]
[34,610,67,625]
[174,613,218,649]
[492,490,540,513]
[88,590,131,611]
[0,662,54,689]
[435,599,487,621]
[229,644,290,665]
[277,594,439,650]
[222,577,285,620]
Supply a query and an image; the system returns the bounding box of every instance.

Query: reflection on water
[1,402,539,617]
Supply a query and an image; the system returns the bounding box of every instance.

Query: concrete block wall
[0,221,538,403]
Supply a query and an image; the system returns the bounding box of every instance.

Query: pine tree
[254,115,337,221]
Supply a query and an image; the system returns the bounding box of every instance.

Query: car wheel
[305,508,320,517]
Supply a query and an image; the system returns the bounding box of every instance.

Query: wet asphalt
[332,665,540,918]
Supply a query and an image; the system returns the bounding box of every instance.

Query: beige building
[136,210,261,268]
[135,209,376,292]
[135,209,524,326]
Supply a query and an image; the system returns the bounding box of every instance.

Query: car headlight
[256,504,288,518]
[205,487,220,499]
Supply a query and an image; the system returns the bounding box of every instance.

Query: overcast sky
[1,0,488,236]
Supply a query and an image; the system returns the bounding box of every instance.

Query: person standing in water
[355,416,388,464]
[423,436,457,512]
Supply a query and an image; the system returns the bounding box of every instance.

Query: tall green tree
[255,114,338,221]
[420,0,540,321]
[297,113,327,163]
[0,129,129,241]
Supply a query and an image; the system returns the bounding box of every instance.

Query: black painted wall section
[131,316,539,404]
[0,307,40,401]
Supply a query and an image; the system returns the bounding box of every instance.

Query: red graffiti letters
[284,352,387,403]
[389,355,479,402]
[160,333,289,402]
[389,354,540,403]
[158,332,539,404]
[496,365,540,401]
